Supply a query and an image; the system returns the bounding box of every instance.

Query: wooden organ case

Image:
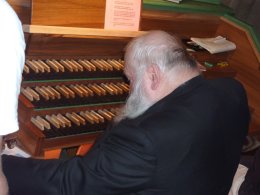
[10,0,260,157]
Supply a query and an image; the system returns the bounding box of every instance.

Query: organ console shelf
[23,24,147,38]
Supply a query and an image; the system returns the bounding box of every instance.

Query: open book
[190,36,236,54]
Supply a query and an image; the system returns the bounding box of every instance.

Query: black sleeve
[3,122,156,195]
[2,155,63,195]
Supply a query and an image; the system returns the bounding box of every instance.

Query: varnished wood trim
[23,25,147,38]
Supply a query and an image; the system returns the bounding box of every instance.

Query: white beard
[114,80,153,123]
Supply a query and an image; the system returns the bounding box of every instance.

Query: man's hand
[0,136,9,195]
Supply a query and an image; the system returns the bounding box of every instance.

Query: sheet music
[104,0,141,31]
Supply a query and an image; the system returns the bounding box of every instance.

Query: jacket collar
[130,75,205,122]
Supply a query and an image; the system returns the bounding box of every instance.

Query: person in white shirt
[0,0,25,194]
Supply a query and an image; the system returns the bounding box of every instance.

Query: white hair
[114,31,199,122]
[124,30,198,79]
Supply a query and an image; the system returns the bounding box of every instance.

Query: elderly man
[0,0,25,194]
[1,31,249,195]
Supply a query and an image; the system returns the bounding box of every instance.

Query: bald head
[124,30,198,76]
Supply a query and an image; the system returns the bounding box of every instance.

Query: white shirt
[228,164,248,195]
[0,0,25,135]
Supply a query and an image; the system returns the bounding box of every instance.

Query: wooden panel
[8,0,31,24]
[216,19,260,70]
[23,25,147,38]
[31,0,106,28]
[140,10,220,37]
[25,34,130,59]
[44,148,61,159]
[216,18,260,133]
[77,143,94,156]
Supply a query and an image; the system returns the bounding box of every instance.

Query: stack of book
[190,36,236,54]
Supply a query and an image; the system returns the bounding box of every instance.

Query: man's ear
[147,64,161,90]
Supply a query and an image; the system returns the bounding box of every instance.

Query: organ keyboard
[15,19,138,157]
[21,59,128,108]
[23,59,124,81]
[18,53,130,157]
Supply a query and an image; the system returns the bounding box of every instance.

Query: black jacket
[3,75,250,195]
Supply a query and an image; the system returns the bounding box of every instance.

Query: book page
[104,0,141,31]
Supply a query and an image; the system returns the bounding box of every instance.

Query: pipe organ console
[17,38,236,157]
[18,57,131,157]
[10,0,258,158]
[16,30,238,157]
[18,58,130,157]
[17,29,133,157]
